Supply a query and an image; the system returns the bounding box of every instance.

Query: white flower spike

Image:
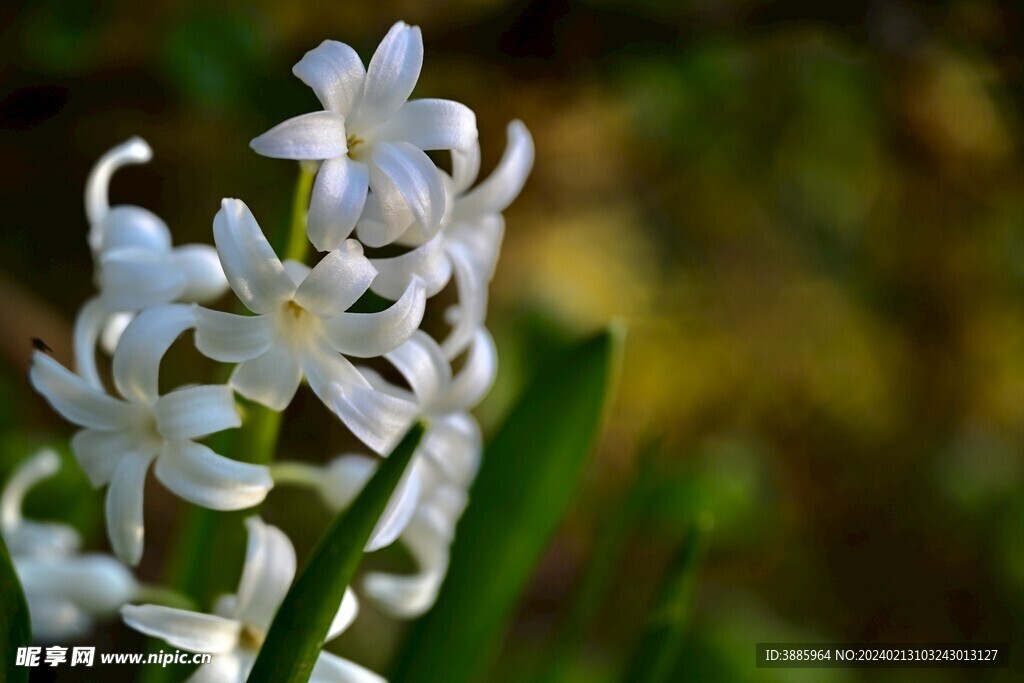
[2,450,138,641]
[195,198,424,453]
[30,304,272,565]
[250,21,478,251]
[122,518,383,683]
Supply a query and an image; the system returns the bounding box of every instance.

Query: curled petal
[310,651,387,683]
[230,345,303,412]
[234,517,296,631]
[363,517,449,618]
[86,137,153,246]
[327,588,359,641]
[384,330,451,407]
[350,21,423,127]
[213,199,295,313]
[322,278,426,358]
[307,157,369,252]
[72,297,109,390]
[369,142,446,241]
[441,327,498,411]
[17,554,137,614]
[121,604,241,653]
[293,241,376,318]
[99,248,186,311]
[71,430,149,488]
[100,312,134,355]
[330,382,418,455]
[250,110,349,160]
[154,385,241,441]
[30,352,132,431]
[105,454,154,566]
[440,245,489,359]
[421,413,482,486]
[374,99,478,152]
[369,231,451,300]
[194,308,274,363]
[454,119,534,218]
[99,207,172,253]
[112,303,196,404]
[451,141,481,195]
[155,441,272,511]
[0,450,76,553]
[172,244,230,303]
[293,40,366,115]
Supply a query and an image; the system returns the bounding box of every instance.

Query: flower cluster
[20,19,531,681]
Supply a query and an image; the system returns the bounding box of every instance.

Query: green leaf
[621,517,710,683]
[246,421,426,683]
[0,535,31,682]
[392,326,624,683]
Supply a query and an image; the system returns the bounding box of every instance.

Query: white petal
[363,517,449,618]
[366,456,422,552]
[100,312,134,355]
[440,245,489,359]
[440,327,497,411]
[72,297,108,390]
[293,40,366,115]
[112,303,197,403]
[451,140,481,195]
[448,212,505,278]
[85,137,152,242]
[293,241,376,318]
[384,330,451,407]
[322,277,426,358]
[454,119,534,218]
[300,338,369,407]
[329,382,418,455]
[71,430,148,487]
[100,206,172,253]
[155,441,272,511]
[307,157,369,251]
[172,244,230,303]
[369,142,446,239]
[121,604,241,653]
[327,587,359,641]
[319,454,374,509]
[187,654,246,683]
[30,352,132,430]
[375,99,477,151]
[250,111,348,160]
[99,248,186,311]
[420,413,482,486]
[310,652,386,683]
[213,199,295,314]
[283,259,312,286]
[22,596,91,641]
[230,345,303,411]
[18,554,137,614]
[105,454,155,565]
[234,517,296,631]
[350,21,423,127]
[154,385,241,440]
[194,308,274,363]
[1,450,62,540]
[369,231,452,300]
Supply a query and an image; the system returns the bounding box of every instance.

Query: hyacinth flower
[365,120,534,358]
[193,198,424,453]
[75,137,228,388]
[30,304,273,565]
[2,450,138,640]
[250,20,478,250]
[122,517,382,683]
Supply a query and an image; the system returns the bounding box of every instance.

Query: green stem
[284,161,316,263]
[133,585,196,611]
[270,461,323,488]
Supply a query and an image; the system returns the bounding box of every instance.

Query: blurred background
[3,0,1024,681]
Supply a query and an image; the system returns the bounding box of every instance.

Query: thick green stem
[284,161,316,263]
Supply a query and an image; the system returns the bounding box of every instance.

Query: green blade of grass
[0,535,31,682]
[246,421,426,683]
[392,326,624,683]
[621,517,710,683]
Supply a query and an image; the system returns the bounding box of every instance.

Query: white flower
[194,198,423,454]
[122,518,382,683]
[2,450,138,640]
[366,121,533,358]
[76,137,228,387]
[250,21,478,251]
[30,304,272,565]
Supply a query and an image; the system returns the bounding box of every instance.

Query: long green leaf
[392,326,624,683]
[621,517,710,683]
[247,421,426,683]
[0,535,31,682]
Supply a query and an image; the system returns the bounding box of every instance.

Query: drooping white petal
[105,454,154,566]
[250,111,349,160]
[369,142,446,239]
[100,311,134,355]
[307,157,370,252]
[384,330,451,407]
[112,303,196,404]
[187,653,246,683]
[121,604,241,653]
[350,21,423,127]
[17,554,137,614]
[154,385,241,440]
[99,248,186,311]
[374,99,478,151]
[440,328,498,412]
[326,587,360,642]
[30,352,133,431]
[230,345,303,411]
[71,429,149,488]
[172,244,230,303]
[293,40,366,116]
[86,137,153,245]
[448,213,505,280]
[154,442,271,511]
[213,199,295,314]
[369,231,451,300]
[99,207,172,253]
[321,277,426,358]
[451,141,481,195]
[72,297,108,389]
[330,382,419,455]
[440,246,489,359]
[363,517,449,618]
[310,652,387,683]
[293,241,376,318]
[420,413,482,486]
[234,518,296,631]
[0,450,74,552]
[194,308,274,363]
[454,119,534,218]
